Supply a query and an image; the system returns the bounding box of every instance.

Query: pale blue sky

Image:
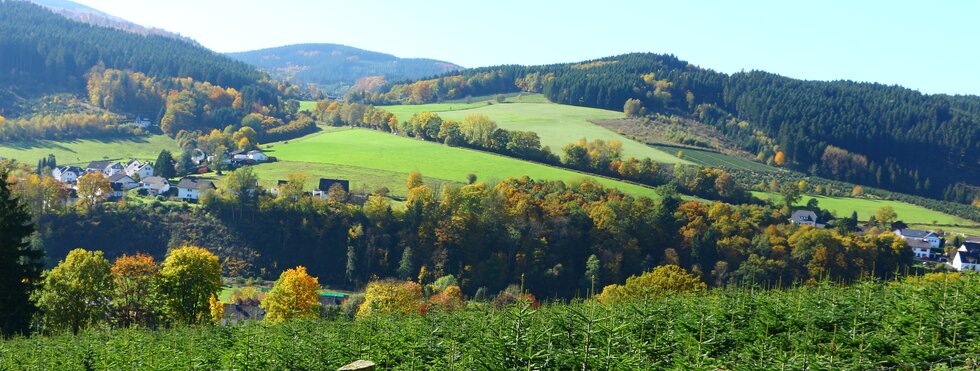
[73,0,980,95]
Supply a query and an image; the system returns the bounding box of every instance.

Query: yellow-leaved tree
[262,266,321,323]
[356,279,422,319]
[597,265,706,304]
[159,246,222,324]
[33,248,113,334]
[208,294,224,324]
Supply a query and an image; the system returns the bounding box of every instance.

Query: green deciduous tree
[33,248,113,334]
[159,246,222,324]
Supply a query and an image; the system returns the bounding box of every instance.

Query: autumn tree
[408,112,442,140]
[76,172,111,212]
[597,265,706,304]
[623,98,643,117]
[406,171,424,192]
[159,246,222,324]
[774,151,786,166]
[357,279,422,318]
[33,248,113,334]
[111,253,161,327]
[0,169,44,336]
[875,206,898,227]
[851,185,864,197]
[208,294,224,324]
[262,265,321,323]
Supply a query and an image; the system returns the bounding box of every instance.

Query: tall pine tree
[0,169,44,336]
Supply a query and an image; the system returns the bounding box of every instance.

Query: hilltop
[227,43,462,95]
[28,0,200,45]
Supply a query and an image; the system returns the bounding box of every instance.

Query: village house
[893,228,943,248]
[270,179,289,196]
[109,173,139,191]
[950,241,980,272]
[141,176,170,196]
[312,178,350,198]
[52,166,83,183]
[247,150,267,162]
[132,115,152,129]
[124,159,154,179]
[84,160,125,176]
[221,303,265,326]
[175,177,216,201]
[789,210,825,228]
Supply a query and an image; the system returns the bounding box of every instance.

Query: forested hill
[28,0,201,46]
[0,1,262,108]
[227,43,462,95]
[358,53,980,203]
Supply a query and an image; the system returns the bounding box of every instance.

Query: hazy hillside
[363,53,980,203]
[0,1,262,112]
[29,0,201,46]
[227,43,462,95]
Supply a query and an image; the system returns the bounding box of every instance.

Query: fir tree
[0,169,44,336]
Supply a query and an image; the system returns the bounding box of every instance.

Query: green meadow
[753,191,978,227]
[381,96,691,165]
[262,128,662,199]
[650,144,778,172]
[0,134,179,165]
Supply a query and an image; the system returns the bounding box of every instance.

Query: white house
[247,150,267,162]
[951,242,980,272]
[125,159,154,179]
[52,166,83,183]
[133,116,152,129]
[141,176,170,196]
[85,160,113,175]
[175,177,216,201]
[104,162,124,176]
[230,150,248,161]
[109,173,139,191]
[894,228,942,249]
[789,210,825,228]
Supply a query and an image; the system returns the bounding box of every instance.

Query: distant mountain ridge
[28,0,201,46]
[227,43,463,95]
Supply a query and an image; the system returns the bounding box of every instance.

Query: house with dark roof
[907,238,943,261]
[951,242,980,272]
[221,303,265,326]
[313,178,350,198]
[894,228,943,248]
[109,173,138,191]
[175,177,216,201]
[85,160,112,174]
[789,210,825,228]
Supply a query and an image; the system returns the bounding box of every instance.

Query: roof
[791,210,819,223]
[277,180,289,186]
[108,173,134,183]
[176,177,216,190]
[248,150,263,155]
[957,242,980,264]
[86,160,111,170]
[897,229,932,239]
[317,178,350,192]
[906,239,932,250]
[142,176,169,189]
[106,162,124,169]
[57,166,83,173]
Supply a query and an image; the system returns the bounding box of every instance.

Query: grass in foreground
[263,128,662,199]
[381,96,691,165]
[754,191,978,227]
[4,275,979,369]
[0,134,179,166]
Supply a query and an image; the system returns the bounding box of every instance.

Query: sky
[70,0,980,95]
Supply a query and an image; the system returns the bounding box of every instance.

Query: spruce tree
[0,169,44,336]
[154,150,176,178]
[397,247,414,280]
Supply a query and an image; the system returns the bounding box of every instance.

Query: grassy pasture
[262,128,662,199]
[381,96,690,165]
[753,191,978,227]
[0,134,179,166]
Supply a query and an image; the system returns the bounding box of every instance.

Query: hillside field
[0,134,179,166]
[380,96,691,165]
[650,144,779,172]
[753,191,979,228]
[262,128,662,199]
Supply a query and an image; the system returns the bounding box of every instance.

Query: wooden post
[338,360,375,371]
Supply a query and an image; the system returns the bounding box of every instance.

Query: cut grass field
[650,144,779,172]
[0,134,179,166]
[753,191,979,228]
[381,95,691,165]
[262,128,662,199]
